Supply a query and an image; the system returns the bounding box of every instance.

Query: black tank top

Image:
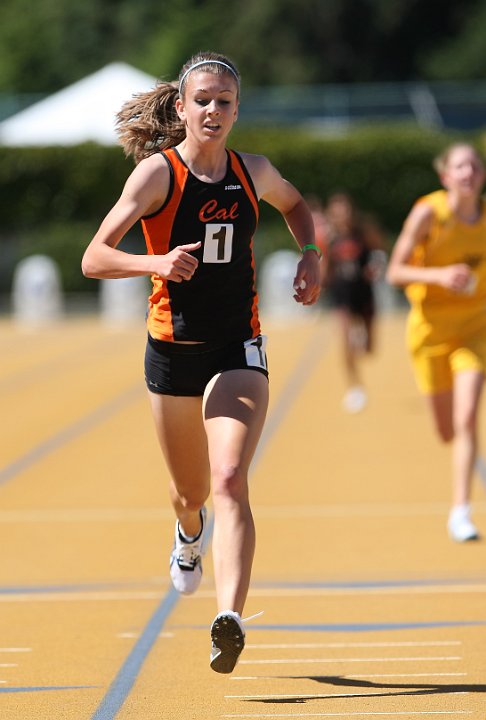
[141,148,261,342]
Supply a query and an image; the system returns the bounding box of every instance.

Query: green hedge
[0,124,477,293]
[231,123,456,234]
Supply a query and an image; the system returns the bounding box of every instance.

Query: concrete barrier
[99,276,149,326]
[12,254,63,325]
[259,249,315,321]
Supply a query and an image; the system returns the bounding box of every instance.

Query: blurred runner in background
[312,193,387,413]
[387,143,486,542]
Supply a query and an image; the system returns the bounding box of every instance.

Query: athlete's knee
[454,411,477,438]
[172,484,210,512]
[431,409,454,443]
[436,423,453,443]
[178,494,208,512]
[439,430,453,444]
[212,463,248,501]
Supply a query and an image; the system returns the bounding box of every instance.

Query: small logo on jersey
[225,184,242,190]
[199,199,239,222]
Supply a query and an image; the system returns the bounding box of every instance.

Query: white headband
[179,60,239,93]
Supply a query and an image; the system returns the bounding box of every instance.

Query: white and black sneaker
[169,507,207,595]
[210,610,246,674]
[448,505,480,543]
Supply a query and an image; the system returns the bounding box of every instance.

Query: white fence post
[12,254,63,325]
[259,249,315,321]
[99,276,149,326]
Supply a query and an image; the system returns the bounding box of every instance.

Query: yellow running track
[0,311,485,719]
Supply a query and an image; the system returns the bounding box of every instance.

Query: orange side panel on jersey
[230,151,261,338]
[229,151,260,222]
[141,150,189,341]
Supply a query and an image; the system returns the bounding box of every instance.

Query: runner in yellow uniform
[387,143,486,542]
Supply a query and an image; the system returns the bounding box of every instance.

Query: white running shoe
[210,610,246,674]
[342,386,367,414]
[169,507,207,595]
[447,505,480,543]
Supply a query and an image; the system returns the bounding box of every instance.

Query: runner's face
[328,196,353,229]
[176,71,239,143]
[442,147,486,198]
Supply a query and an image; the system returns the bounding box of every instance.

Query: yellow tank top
[405,189,486,314]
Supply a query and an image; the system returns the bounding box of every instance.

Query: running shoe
[342,386,367,414]
[210,610,245,674]
[448,505,480,542]
[169,507,207,594]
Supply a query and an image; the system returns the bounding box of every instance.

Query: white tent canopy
[0,62,157,146]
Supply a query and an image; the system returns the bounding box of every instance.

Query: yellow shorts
[406,309,486,394]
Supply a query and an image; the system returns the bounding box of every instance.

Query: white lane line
[225,692,469,700]
[0,591,164,603]
[239,656,461,666]
[0,502,484,523]
[264,584,486,596]
[0,508,174,523]
[230,673,467,681]
[345,673,467,678]
[221,710,473,717]
[0,648,31,652]
[252,502,486,519]
[245,642,462,649]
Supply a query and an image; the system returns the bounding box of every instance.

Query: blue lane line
[189,620,486,632]
[0,581,153,595]
[244,620,486,632]
[1,574,484,596]
[475,454,486,492]
[253,319,327,465]
[90,587,179,720]
[251,577,486,589]
[0,384,143,487]
[0,685,97,693]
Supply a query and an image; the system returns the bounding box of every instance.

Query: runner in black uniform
[316,193,386,413]
[82,51,321,673]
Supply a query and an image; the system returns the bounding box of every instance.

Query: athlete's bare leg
[335,308,360,388]
[362,313,374,354]
[147,392,210,538]
[427,389,454,444]
[427,370,483,505]
[203,369,269,615]
[452,369,484,506]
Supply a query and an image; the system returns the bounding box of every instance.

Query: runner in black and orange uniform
[313,193,386,413]
[82,51,321,673]
[387,143,486,543]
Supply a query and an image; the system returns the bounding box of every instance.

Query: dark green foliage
[0,144,130,229]
[0,0,484,93]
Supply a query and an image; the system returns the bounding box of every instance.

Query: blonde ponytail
[116,81,185,164]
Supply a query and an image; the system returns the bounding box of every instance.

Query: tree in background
[0,0,484,94]
[423,1,486,80]
[0,0,160,92]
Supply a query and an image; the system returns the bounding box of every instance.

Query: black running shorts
[144,334,269,396]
